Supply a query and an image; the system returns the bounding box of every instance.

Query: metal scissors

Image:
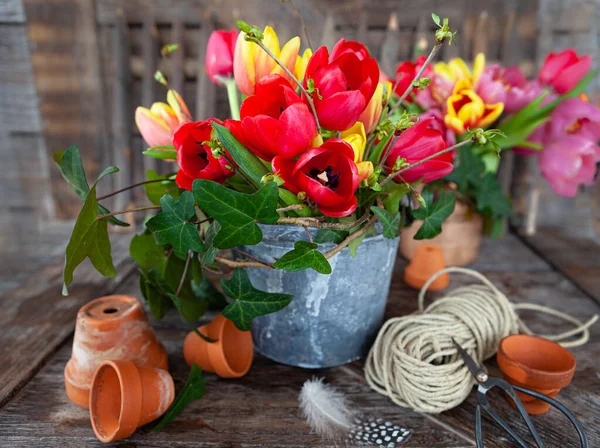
[452,339,588,448]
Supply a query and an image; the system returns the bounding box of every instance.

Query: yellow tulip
[340,121,373,182]
[434,53,486,85]
[358,81,392,133]
[234,26,300,96]
[294,48,313,82]
[444,78,504,135]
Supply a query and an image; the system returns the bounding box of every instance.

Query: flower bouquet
[57,14,509,368]
[390,45,598,264]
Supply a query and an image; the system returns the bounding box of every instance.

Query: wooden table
[1,231,599,447]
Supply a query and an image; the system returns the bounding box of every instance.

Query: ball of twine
[364,267,597,414]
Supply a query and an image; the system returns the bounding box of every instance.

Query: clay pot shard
[90,360,175,443]
[184,315,253,378]
[497,334,576,415]
[404,244,449,291]
[64,295,169,408]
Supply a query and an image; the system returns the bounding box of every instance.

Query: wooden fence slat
[171,19,185,94]
[141,16,159,175]
[195,23,216,121]
[379,12,400,77]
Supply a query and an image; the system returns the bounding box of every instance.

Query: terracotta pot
[65,295,169,408]
[404,244,449,291]
[400,200,483,266]
[184,315,253,378]
[497,334,576,415]
[90,360,175,443]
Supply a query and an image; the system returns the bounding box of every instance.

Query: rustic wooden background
[0,0,599,257]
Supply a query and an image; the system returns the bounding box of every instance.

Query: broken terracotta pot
[497,334,576,415]
[404,244,449,291]
[64,295,169,408]
[184,314,253,378]
[90,359,174,443]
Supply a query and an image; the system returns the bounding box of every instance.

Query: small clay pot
[400,200,483,266]
[65,295,169,408]
[404,244,449,291]
[184,315,253,378]
[90,360,175,443]
[497,334,576,415]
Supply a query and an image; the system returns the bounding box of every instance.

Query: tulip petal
[272,36,301,82]
[553,55,592,94]
[135,107,174,147]
[272,156,301,194]
[318,195,357,218]
[277,103,317,158]
[316,91,366,131]
[234,33,257,96]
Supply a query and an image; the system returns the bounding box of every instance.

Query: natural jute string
[364,267,598,414]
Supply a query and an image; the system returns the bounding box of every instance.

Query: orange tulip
[358,81,392,133]
[135,90,190,148]
[233,26,300,96]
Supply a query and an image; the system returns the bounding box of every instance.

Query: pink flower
[205,30,237,85]
[538,49,592,94]
[505,80,544,113]
[475,64,507,105]
[420,109,456,146]
[539,136,600,197]
[546,98,600,142]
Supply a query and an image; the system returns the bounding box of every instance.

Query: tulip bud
[205,30,238,85]
[297,191,307,201]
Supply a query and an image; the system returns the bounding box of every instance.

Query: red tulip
[273,139,359,217]
[538,49,592,94]
[303,42,379,131]
[226,75,317,161]
[384,117,452,184]
[393,55,432,100]
[173,119,234,189]
[206,30,238,85]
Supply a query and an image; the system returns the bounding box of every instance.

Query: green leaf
[143,146,177,160]
[153,364,205,431]
[193,180,279,249]
[444,146,486,192]
[144,170,179,205]
[146,191,205,259]
[475,174,512,219]
[54,145,129,227]
[382,182,411,214]
[192,277,228,310]
[221,269,293,331]
[348,227,376,258]
[370,207,401,239]
[225,174,257,194]
[212,123,269,188]
[412,189,456,240]
[315,229,348,244]
[278,188,312,217]
[130,231,166,274]
[63,183,115,292]
[273,241,332,274]
[139,269,171,319]
[200,221,220,266]
[432,12,441,26]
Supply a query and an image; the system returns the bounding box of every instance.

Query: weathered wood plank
[0,234,136,407]
[1,234,598,447]
[0,0,24,23]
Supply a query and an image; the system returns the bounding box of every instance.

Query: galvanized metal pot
[241,224,399,368]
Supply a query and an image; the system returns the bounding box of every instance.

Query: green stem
[96,205,161,221]
[222,78,240,120]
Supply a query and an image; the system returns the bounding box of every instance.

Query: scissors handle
[513,386,589,448]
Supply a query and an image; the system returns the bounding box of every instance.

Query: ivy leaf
[273,241,332,274]
[315,229,348,244]
[221,269,293,331]
[130,231,166,274]
[53,145,129,227]
[153,364,205,431]
[444,146,486,192]
[475,174,512,218]
[382,182,411,214]
[146,191,205,259]
[200,221,220,266]
[412,189,456,240]
[192,277,228,310]
[348,227,376,258]
[63,183,115,293]
[193,180,279,249]
[370,206,401,239]
[144,170,179,205]
[139,269,171,319]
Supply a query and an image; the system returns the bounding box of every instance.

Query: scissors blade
[452,338,483,380]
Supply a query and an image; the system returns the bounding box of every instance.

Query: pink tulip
[539,135,600,197]
[206,30,237,85]
[538,49,592,94]
[504,80,543,113]
[135,103,179,147]
[546,98,600,142]
[475,64,506,105]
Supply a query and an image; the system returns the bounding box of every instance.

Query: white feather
[299,377,357,440]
